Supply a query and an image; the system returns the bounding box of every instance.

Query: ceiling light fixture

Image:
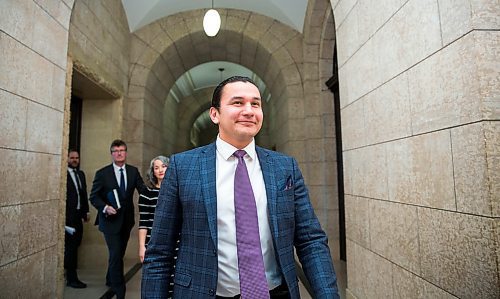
[203,0,221,37]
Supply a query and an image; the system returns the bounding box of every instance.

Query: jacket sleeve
[89,169,107,212]
[291,157,340,298]
[80,171,90,214]
[141,154,182,298]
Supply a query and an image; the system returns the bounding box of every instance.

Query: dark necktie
[233,150,269,299]
[73,169,82,210]
[119,168,126,197]
[73,169,82,190]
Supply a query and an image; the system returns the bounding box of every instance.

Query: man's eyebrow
[229,96,262,100]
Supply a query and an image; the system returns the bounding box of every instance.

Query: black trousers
[103,226,131,299]
[216,283,290,299]
[64,220,83,281]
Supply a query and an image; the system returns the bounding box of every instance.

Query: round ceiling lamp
[203,1,220,37]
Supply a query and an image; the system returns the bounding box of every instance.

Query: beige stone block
[134,21,163,45]
[23,152,51,203]
[419,208,499,298]
[345,195,370,247]
[357,0,408,46]
[0,205,21,266]
[47,154,61,200]
[335,4,361,66]
[370,200,420,274]
[344,144,388,199]
[244,13,274,41]
[364,72,412,145]
[484,122,500,217]
[0,32,56,109]
[363,143,388,200]
[392,264,458,299]
[439,0,500,45]
[452,122,499,216]
[18,201,58,258]
[32,5,68,69]
[333,0,357,30]
[338,36,380,106]
[0,0,36,47]
[340,99,365,150]
[41,246,58,298]
[387,131,455,209]
[162,15,190,42]
[377,0,442,86]
[409,31,498,134]
[0,149,25,205]
[0,251,48,298]
[0,90,28,149]
[25,102,63,154]
[35,0,72,29]
[346,240,394,299]
[305,138,326,162]
[342,149,354,195]
[129,35,149,64]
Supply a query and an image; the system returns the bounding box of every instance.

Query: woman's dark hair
[211,76,257,109]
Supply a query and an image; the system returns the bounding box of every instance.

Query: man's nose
[241,103,254,114]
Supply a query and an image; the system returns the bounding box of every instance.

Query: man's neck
[114,162,125,168]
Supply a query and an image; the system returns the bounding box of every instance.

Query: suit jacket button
[209,289,215,296]
[212,249,216,256]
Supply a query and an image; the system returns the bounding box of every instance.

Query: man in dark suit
[89,139,145,299]
[65,149,89,288]
[142,76,339,298]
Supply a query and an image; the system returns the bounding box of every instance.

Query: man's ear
[209,107,219,124]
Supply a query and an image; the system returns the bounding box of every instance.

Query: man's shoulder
[256,146,292,160]
[173,143,214,160]
[95,164,113,174]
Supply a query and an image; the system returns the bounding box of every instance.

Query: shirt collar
[113,163,126,171]
[216,135,256,161]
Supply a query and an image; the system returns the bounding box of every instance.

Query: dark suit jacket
[89,164,145,234]
[66,169,89,227]
[142,143,339,299]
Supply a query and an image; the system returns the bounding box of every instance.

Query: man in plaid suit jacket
[142,76,339,299]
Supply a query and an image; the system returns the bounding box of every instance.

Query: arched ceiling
[121,0,308,33]
[168,61,271,104]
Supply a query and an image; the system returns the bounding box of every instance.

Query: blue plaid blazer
[141,143,339,298]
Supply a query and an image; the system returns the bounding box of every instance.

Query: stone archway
[126,8,306,165]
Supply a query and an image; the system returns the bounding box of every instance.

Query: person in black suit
[65,149,89,288]
[89,139,146,299]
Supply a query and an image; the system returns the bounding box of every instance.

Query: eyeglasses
[111,149,127,153]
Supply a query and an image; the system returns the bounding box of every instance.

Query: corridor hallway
[63,258,347,298]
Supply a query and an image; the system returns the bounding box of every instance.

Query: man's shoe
[67,280,87,288]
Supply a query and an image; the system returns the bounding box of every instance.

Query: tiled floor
[64,259,346,298]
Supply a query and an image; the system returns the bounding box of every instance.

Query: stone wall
[334,0,499,298]
[0,0,74,297]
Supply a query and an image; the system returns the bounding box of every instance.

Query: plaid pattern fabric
[141,143,339,299]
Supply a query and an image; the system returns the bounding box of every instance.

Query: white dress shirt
[215,136,282,297]
[113,163,127,190]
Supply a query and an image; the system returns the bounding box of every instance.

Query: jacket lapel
[256,147,279,238]
[201,143,218,249]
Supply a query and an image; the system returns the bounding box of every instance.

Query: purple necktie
[233,150,269,299]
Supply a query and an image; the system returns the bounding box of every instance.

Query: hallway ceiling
[121,1,306,136]
[121,0,308,33]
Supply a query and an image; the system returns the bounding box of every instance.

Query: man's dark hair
[110,139,127,153]
[68,148,79,155]
[211,76,258,109]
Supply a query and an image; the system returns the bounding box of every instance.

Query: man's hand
[104,205,117,215]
